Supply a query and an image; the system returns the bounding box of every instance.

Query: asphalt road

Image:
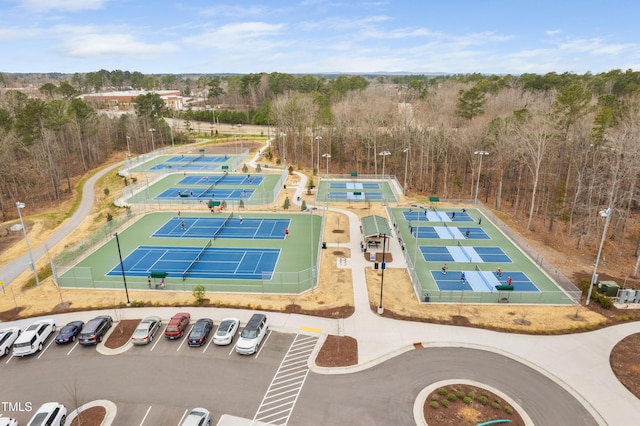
[1,330,596,426]
[292,347,598,426]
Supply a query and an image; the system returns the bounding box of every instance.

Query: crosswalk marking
[252,334,319,425]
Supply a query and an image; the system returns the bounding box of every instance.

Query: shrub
[491,401,501,410]
[504,406,513,415]
[456,390,465,399]
[429,401,439,409]
[467,391,476,400]
[441,400,449,408]
[437,388,448,396]
[192,285,206,304]
[463,396,473,405]
[478,395,488,405]
[431,395,439,401]
[447,393,457,402]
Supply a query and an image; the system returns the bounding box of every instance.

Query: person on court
[461,272,466,282]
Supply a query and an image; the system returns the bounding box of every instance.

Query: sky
[1,0,639,75]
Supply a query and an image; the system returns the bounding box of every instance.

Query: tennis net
[213,212,233,240]
[201,175,225,198]
[183,239,212,281]
[443,222,456,239]
[458,241,472,262]
[475,264,494,291]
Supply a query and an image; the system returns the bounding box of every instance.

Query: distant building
[79,90,184,111]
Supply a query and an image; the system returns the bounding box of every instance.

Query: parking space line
[150,325,167,351]
[5,354,14,364]
[139,405,152,426]
[228,344,235,356]
[254,330,272,359]
[176,325,193,351]
[176,408,189,426]
[66,341,80,356]
[202,331,215,354]
[38,338,56,359]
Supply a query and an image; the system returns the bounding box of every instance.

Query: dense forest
[0,69,639,275]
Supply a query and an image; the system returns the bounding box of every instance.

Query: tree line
[0,69,639,276]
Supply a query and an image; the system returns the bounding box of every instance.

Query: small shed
[361,215,391,249]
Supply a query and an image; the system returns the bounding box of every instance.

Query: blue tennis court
[156,188,255,200]
[411,226,489,240]
[106,245,280,280]
[328,192,383,200]
[330,182,380,189]
[154,217,290,240]
[404,209,474,222]
[178,175,264,186]
[420,245,511,263]
[431,270,539,292]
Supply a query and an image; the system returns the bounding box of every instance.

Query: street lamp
[15,202,40,288]
[125,135,131,155]
[322,153,331,177]
[149,128,156,152]
[315,135,322,173]
[473,151,489,205]
[403,147,409,196]
[586,208,612,305]
[113,232,131,305]
[378,233,387,314]
[379,151,391,178]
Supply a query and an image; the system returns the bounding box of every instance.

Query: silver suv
[235,314,268,355]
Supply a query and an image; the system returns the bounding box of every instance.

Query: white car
[27,402,66,426]
[0,326,21,357]
[180,407,211,426]
[213,317,240,346]
[235,314,268,355]
[0,415,18,426]
[13,319,56,357]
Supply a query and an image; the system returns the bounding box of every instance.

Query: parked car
[165,312,190,339]
[235,314,268,355]
[188,318,213,347]
[13,319,56,357]
[0,326,21,357]
[213,317,239,346]
[26,402,66,426]
[0,415,18,426]
[79,315,112,345]
[180,407,211,426]
[55,320,84,344]
[131,316,162,345]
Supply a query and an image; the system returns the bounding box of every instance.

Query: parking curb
[66,399,117,426]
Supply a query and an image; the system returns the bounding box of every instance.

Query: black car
[79,315,112,345]
[188,318,214,347]
[55,320,84,344]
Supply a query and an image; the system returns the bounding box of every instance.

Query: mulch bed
[104,319,140,348]
[424,384,525,426]
[315,335,358,367]
[610,333,640,399]
[69,406,106,426]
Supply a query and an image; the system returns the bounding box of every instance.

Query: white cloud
[58,33,177,57]
[15,0,107,12]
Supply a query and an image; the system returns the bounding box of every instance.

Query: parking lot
[1,318,309,425]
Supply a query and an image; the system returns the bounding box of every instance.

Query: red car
[164,312,191,339]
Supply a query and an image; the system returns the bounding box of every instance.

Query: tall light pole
[473,150,489,205]
[113,232,131,305]
[149,128,156,152]
[379,151,391,178]
[315,135,322,174]
[378,234,387,314]
[15,202,40,288]
[403,147,409,196]
[322,153,331,177]
[586,208,612,305]
[279,132,287,167]
[125,135,131,155]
